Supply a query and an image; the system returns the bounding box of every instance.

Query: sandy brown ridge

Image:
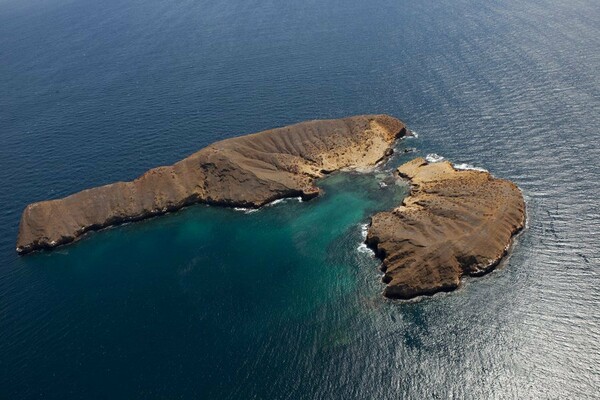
[365,157,526,300]
[17,115,406,254]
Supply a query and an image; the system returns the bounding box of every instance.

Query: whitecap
[357,243,375,255]
[425,153,445,163]
[360,223,369,239]
[266,196,303,207]
[358,224,375,254]
[453,163,488,172]
[233,207,259,214]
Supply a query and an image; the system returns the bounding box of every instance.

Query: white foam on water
[233,207,259,214]
[357,223,375,255]
[360,223,369,239]
[453,163,488,172]
[234,196,303,213]
[357,243,374,255]
[266,196,303,207]
[407,130,419,139]
[425,154,488,172]
[425,153,445,163]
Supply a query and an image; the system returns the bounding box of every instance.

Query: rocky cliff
[366,157,526,299]
[17,115,406,254]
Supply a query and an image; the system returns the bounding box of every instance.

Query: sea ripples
[0,0,598,398]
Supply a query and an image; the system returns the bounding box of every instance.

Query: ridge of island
[366,157,526,299]
[17,115,406,254]
[16,115,526,301]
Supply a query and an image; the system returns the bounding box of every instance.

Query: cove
[13,171,407,397]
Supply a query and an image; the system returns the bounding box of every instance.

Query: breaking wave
[453,163,488,172]
[357,223,375,255]
[425,153,445,163]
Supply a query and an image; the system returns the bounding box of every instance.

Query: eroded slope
[17,115,406,254]
[366,157,525,299]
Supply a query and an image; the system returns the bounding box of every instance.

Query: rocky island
[17,115,526,301]
[17,115,406,254]
[366,157,526,299]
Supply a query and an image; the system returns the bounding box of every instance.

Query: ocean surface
[1,0,598,398]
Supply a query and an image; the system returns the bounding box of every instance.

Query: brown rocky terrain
[366,157,526,299]
[17,115,406,254]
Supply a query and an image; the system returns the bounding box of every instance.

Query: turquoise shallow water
[6,170,411,398]
[1,0,599,398]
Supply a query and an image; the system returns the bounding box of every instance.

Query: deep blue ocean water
[1,0,599,398]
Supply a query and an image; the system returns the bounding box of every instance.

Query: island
[16,115,526,301]
[366,157,526,299]
[16,115,406,254]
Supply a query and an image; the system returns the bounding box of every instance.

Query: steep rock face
[17,115,406,254]
[366,157,525,299]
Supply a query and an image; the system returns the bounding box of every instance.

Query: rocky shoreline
[17,115,526,302]
[17,115,406,254]
[366,157,526,299]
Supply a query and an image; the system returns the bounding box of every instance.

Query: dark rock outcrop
[17,115,406,254]
[366,157,526,300]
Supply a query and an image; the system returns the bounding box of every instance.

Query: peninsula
[17,115,406,254]
[366,157,526,299]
